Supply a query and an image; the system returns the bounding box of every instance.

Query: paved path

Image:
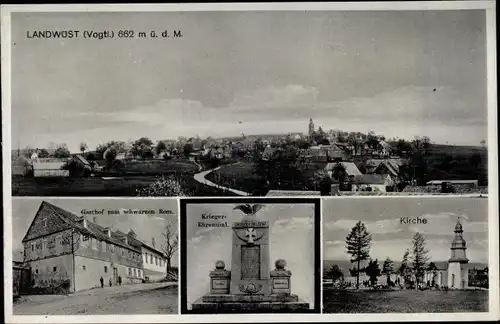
[14,282,178,315]
[193,164,250,196]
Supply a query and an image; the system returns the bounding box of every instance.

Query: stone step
[201,294,299,303]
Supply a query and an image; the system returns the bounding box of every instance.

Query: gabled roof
[23,201,141,253]
[73,154,91,166]
[325,162,362,176]
[352,174,389,185]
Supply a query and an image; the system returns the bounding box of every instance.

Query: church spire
[449,217,468,263]
[308,118,315,137]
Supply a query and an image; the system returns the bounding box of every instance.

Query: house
[351,174,394,192]
[303,144,348,162]
[261,146,278,161]
[32,158,70,177]
[372,159,405,182]
[426,180,479,188]
[67,155,92,177]
[12,156,33,176]
[22,201,144,293]
[325,162,363,180]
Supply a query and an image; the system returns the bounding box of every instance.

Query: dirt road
[14,282,178,315]
[193,164,250,196]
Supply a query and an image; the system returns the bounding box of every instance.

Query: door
[113,267,118,284]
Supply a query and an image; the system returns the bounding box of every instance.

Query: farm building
[67,155,92,177]
[351,174,394,193]
[32,158,70,177]
[12,156,33,176]
[325,162,363,180]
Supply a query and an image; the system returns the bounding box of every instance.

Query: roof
[73,154,91,166]
[266,190,320,196]
[13,155,32,166]
[325,162,362,176]
[24,201,141,253]
[376,160,401,177]
[352,174,389,185]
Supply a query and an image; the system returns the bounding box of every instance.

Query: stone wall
[24,229,75,262]
[29,254,74,293]
[74,256,142,291]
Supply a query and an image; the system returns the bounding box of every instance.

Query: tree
[161,219,179,280]
[156,141,167,156]
[132,137,154,159]
[382,258,395,285]
[412,232,429,288]
[365,259,381,286]
[136,175,186,196]
[38,148,50,158]
[426,262,438,287]
[312,170,333,195]
[325,264,344,283]
[345,221,372,289]
[79,142,88,154]
[399,249,413,288]
[53,144,71,158]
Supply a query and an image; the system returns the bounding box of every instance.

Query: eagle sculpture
[233,204,264,215]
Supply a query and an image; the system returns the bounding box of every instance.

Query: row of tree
[327,221,431,289]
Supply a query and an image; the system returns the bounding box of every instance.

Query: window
[159,259,162,267]
[122,249,124,257]
[35,269,39,274]
[133,269,136,277]
[150,255,153,263]
[111,244,115,253]
[82,265,86,271]
[53,267,57,272]
[104,266,108,273]
[145,254,148,263]
[155,256,158,266]
[31,244,34,251]
[128,268,131,276]
[138,270,141,277]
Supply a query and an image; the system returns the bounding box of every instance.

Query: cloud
[324,218,402,235]
[408,212,487,236]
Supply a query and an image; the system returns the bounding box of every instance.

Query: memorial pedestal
[192,207,311,313]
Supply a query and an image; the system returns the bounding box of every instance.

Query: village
[11,118,487,197]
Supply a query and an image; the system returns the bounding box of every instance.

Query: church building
[424,218,469,289]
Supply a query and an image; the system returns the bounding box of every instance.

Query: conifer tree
[345,221,372,289]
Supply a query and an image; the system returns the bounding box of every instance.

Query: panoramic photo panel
[11,198,179,315]
[10,10,488,197]
[322,197,489,313]
[180,198,321,314]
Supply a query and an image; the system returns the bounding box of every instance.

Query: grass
[323,289,488,313]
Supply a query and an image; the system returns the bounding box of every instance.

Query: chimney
[104,227,111,238]
[152,237,155,248]
[81,217,87,229]
[93,217,97,224]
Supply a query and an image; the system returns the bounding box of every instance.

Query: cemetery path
[193,164,250,196]
[13,282,178,315]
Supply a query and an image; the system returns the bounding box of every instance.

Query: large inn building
[22,201,168,292]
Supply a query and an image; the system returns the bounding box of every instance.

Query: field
[323,289,488,313]
[12,174,236,197]
[205,162,262,194]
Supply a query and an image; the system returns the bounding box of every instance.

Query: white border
[2,1,498,323]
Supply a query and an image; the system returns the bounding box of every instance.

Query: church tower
[447,218,469,289]
[308,118,315,137]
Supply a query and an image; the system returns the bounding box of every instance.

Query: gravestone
[192,204,310,313]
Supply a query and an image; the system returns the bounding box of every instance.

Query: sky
[11,198,179,266]
[185,202,316,309]
[11,10,488,152]
[323,197,489,264]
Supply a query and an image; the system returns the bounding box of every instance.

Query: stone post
[270,259,292,295]
[209,260,231,294]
